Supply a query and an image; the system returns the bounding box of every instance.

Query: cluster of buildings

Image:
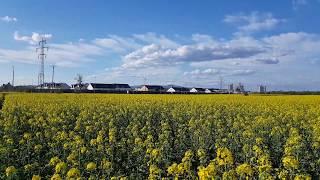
[1,81,268,94]
[228,83,246,94]
[71,83,232,94]
[0,82,232,94]
[258,85,267,94]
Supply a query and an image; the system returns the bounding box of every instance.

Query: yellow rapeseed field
[0,94,320,179]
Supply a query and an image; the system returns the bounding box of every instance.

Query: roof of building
[206,88,221,91]
[144,85,165,90]
[89,83,131,89]
[71,83,89,87]
[42,83,70,87]
[169,86,190,91]
[192,87,206,91]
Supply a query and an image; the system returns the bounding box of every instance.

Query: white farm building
[87,83,131,91]
[167,86,190,93]
[137,85,165,92]
[190,88,206,93]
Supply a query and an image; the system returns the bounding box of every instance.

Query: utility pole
[219,76,223,89]
[36,38,49,87]
[51,65,55,88]
[12,66,15,86]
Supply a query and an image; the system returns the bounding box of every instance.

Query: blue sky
[1,0,320,90]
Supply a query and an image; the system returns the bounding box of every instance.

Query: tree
[74,74,84,91]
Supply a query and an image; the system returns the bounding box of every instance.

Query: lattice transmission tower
[36,38,49,86]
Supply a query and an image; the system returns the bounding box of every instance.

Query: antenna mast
[36,38,49,87]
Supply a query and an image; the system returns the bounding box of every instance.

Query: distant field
[1,94,320,179]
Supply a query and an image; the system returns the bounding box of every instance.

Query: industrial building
[228,84,234,93]
[259,85,267,93]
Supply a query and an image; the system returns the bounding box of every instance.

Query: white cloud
[184,68,220,76]
[230,69,256,76]
[93,35,141,52]
[184,68,255,78]
[224,12,285,34]
[14,31,53,45]
[3,31,320,89]
[0,41,104,67]
[292,0,308,10]
[133,32,179,48]
[191,34,219,47]
[262,32,320,61]
[1,16,17,22]
[122,41,265,69]
[255,58,279,64]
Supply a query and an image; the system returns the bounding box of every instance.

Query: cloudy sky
[1,0,320,91]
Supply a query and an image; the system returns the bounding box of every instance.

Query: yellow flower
[55,162,67,174]
[23,132,32,140]
[197,162,216,180]
[97,134,104,143]
[5,166,17,177]
[67,153,77,162]
[256,137,264,145]
[282,156,299,170]
[198,166,208,180]
[24,164,33,172]
[134,137,143,145]
[294,174,312,180]
[151,148,160,159]
[149,164,161,174]
[216,147,234,166]
[51,174,62,180]
[197,148,206,158]
[49,156,61,166]
[80,146,87,154]
[102,159,112,170]
[184,150,193,159]
[34,144,42,153]
[167,163,178,175]
[109,128,117,143]
[89,138,97,146]
[149,164,161,179]
[177,163,184,174]
[236,163,253,177]
[66,168,81,178]
[278,170,289,179]
[86,162,97,171]
[32,175,41,180]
